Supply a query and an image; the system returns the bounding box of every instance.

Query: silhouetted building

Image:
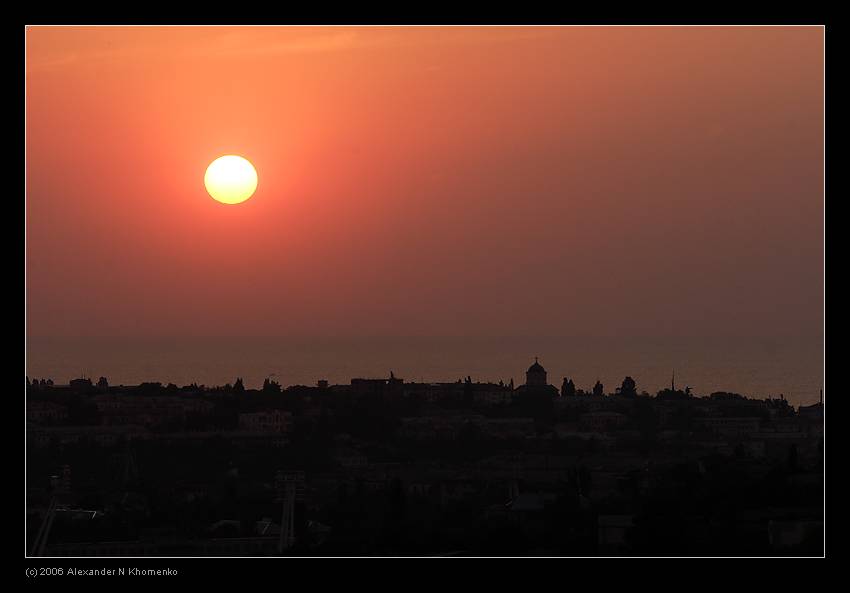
[69,377,92,392]
[470,383,513,406]
[580,411,627,432]
[238,410,292,434]
[350,375,404,400]
[26,401,68,425]
[515,358,558,401]
[525,358,547,387]
[697,416,761,438]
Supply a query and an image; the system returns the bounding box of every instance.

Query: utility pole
[275,471,303,553]
[279,482,295,553]
[30,497,57,556]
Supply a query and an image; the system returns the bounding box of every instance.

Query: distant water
[26,336,823,407]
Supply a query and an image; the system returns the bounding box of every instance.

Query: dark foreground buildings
[25,360,824,556]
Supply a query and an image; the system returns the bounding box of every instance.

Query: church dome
[524,358,548,388]
[527,359,545,373]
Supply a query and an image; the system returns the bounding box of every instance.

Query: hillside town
[26,359,824,556]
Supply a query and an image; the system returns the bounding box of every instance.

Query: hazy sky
[26,26,824,339]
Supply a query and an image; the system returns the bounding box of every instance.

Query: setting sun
[204,155,258,205]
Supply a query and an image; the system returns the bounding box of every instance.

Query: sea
[26,335,824,407]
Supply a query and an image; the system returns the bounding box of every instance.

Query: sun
[204,155,258,204]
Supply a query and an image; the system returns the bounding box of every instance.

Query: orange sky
[25,26,824,339]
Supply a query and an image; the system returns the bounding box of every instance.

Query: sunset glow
[25,26,823,339]
[23,25,826,560]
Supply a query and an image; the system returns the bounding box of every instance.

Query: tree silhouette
[561,378,576,397]
[619,376,637,398]
[262,378,281,393]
